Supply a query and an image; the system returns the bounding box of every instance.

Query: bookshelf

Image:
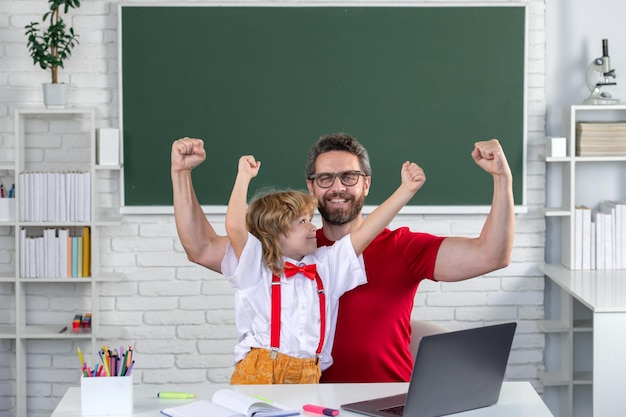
[0,108,123,417]
[542,104,626,417]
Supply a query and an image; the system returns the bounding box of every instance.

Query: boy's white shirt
[221,232,366,370]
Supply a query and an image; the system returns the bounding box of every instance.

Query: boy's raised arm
[225,156,261,259]
[350,161,425,255]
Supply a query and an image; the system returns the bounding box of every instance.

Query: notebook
[341,322,517,417]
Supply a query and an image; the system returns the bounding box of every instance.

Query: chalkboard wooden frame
[119,4,527,213]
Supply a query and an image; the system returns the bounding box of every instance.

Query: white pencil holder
[81,375,133,415]
[0,199,15,221]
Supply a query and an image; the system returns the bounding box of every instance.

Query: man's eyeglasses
[308,170,368,188]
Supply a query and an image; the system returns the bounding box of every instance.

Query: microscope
[584,39,619,104]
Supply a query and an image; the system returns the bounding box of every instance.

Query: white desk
[541,264,626,417]
[51,381,553,417]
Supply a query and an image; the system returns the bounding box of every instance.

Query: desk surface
[51,381,553,417]
[541,263,626,312]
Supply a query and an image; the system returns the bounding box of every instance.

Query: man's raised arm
[171,137,228,272]
[434,138,515,282]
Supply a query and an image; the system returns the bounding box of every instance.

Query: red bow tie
[284,262,317,280]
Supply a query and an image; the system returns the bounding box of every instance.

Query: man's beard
[317,192,365,226]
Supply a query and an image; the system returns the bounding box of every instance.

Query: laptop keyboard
[379,405,405,416]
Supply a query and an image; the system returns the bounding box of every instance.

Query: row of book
[18,171,91,222]
[576,122,626,156]
[573,201,626,270]
[19,226,91,278]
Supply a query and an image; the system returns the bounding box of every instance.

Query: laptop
[341,322,517,417]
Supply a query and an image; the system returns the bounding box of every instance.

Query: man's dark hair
[305,133,372,179]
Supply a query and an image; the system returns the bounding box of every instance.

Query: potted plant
[25,0,80,107]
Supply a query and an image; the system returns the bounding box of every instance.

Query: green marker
[158,392,196,399]
[254,395,273,404]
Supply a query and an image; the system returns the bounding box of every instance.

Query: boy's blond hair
[246,190,318,275]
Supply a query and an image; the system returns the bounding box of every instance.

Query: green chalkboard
[121,6,525,208]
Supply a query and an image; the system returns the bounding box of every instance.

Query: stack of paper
[576,122,626,156]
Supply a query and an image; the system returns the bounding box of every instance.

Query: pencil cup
[81,375,133,415]
[0,199,15,221]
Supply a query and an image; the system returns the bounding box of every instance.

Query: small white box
[81,375,133,415]
[97,128,120,166]
[548,137,567,158]
[0,199,16,222]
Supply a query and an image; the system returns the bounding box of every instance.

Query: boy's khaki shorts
[230,348,321,384]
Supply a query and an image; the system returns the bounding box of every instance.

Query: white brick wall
[0,1,547,416]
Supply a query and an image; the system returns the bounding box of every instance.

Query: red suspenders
[270,263,326,363]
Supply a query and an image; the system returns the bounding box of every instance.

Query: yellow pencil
[102,348,111,376]
[77,347,85,368]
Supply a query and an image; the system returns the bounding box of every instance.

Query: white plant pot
[42,83,68,107]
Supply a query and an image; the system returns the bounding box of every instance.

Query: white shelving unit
[0,108,123,417]
[542,104,626,417]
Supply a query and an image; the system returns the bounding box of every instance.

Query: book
[44,228,54,277]
[35,235,44,278]
[77,172,84,222]
[59,172,67,222]
[160,389,300,417]
[616,201,626,269]
[69,172,76,221]
[600,209,614,269]
[590,221,596,270]
[58,228,69,278]
[82,226,91,277]
[593,210,605,270]
[47,173,55,221]
[67,234,72,278]
[600,201,621,269]
[28,236,36,278]
[33,172,40,222]
[77,236,83,277]
[604,200,626,269]
[72,236,78,277]
[84,171,91,221]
